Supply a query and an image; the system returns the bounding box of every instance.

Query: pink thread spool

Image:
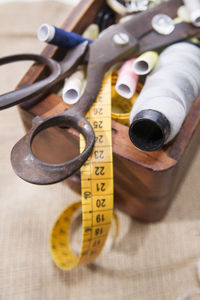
[115,58,138,99]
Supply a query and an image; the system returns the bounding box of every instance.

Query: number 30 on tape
[50,73,114,270]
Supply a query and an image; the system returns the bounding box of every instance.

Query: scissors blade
[83,0,183,69]
[68,0,187,116]
[139,22,200,54]
[122,0,182,39]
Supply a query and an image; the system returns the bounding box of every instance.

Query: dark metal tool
[0,0,199,184]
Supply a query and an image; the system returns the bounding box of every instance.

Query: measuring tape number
[50,73,114,270]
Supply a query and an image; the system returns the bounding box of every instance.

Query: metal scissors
[0,0,199,185]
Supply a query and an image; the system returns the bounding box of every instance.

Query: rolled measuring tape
[50,73,117,270]
[111,71,142,126]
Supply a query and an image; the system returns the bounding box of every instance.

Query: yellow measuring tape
[50,73,114,270]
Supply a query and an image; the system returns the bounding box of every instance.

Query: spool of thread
[156,41,200,60]
[115,58,139,99]
[106,0,127,14]
[111,71,142,125]
[132,51,158,75]
[129,42,200,151]
[177,5,191,23]
[183,0,200,27]
[37,24,92,49]
[118,15,133,24]
[62,66,85,104]
[82,24,99,40]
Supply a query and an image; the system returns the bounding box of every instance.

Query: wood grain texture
[18,89,200,222]
[17,0,200,222]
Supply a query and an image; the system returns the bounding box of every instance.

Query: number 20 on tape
[50,73,114,270]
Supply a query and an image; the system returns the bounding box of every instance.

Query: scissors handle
[11,111,95,184]
[10,60,107,185]
[0,42,88,110]
[11,23,140,184]
[10,61,107,184]
[10,0,200,185]
[0,54,60,109]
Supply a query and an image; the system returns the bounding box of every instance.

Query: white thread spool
[158,42,200,59]
[62,66,85,105]
[144,67,200,107]
[177,5,192,23]
[183,0,200,27]
[37,24,55,42]
[129,42,200,151]
[106,0,127,14]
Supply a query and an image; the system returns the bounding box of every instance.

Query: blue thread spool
[37,24,92,49]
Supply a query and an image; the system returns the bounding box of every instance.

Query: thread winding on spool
[133,51,158,75]
[111,71,141,126]
[62,66,85,105]
[177,5,192,23]
[37,24,92,49]
[183,0,200,27]
[129,42,200,151]
[82,24,99,40]
[115,58,138,99]
[106,0,127,14]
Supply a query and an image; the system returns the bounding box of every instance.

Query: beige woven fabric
[0,2,200,300]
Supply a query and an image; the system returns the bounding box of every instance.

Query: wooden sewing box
[17,0,200,222]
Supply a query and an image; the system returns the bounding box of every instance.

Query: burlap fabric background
[0,1,200,299]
